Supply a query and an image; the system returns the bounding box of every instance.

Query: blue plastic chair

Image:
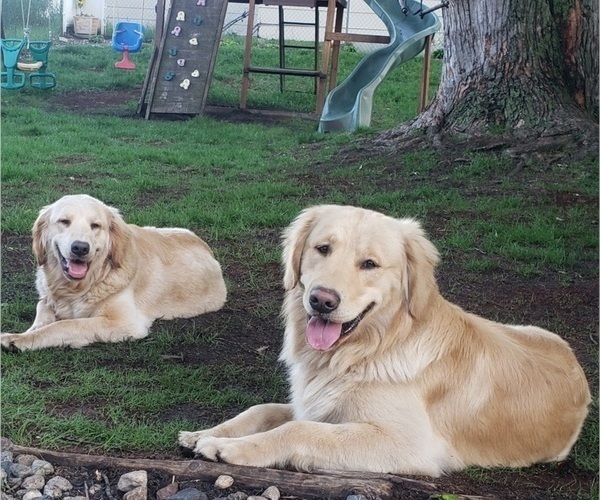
[112,22,143,70]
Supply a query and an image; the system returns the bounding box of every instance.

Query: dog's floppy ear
[108,206,133,269]
[32,205,52,266]
[399,219,439,319]
[282,206,321,291]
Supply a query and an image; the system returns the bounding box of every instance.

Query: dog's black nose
[309,287,340,314]
[71,240,90,257]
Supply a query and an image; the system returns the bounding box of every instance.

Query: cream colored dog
[179,205,590,476]
[1,194,227,351]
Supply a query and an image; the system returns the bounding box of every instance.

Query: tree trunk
[388,0,598,142]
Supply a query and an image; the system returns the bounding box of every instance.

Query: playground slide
[318,0,441,132]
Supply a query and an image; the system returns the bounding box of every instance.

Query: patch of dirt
[48,89,142,116]
[48,88,317,126]
[2,91,598,499]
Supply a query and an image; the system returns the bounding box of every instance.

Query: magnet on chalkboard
[193,16,202,26]
[189,37,198,45]
[176,11,185,21]
[180,79,191,89]
[169,48,177,56]
[171,25,181,36]
[165,71,175,81]
[191,70,200,77]
[177,59,186,67]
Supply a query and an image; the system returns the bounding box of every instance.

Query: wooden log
[5,440,439,499]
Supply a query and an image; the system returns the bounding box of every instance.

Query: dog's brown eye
[58,219,70,226]
[90,223,101,230]
[316,245,330,256]
[361,259,378,270]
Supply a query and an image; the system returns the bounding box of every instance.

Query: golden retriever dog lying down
[1,194,227,351]
[179,205,590,476]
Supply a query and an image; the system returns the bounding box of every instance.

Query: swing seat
[112,22,144,52]
[17,61,43,70]
[9,40,56,89]
[1,39,27,89]
[25,40,56,89]
[29,70,57,89]
[112,22,143,70]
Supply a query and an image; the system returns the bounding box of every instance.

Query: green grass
[2,34,440,117]
[2,337,287,453]
[1,38,598,497]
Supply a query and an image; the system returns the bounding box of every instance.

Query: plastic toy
[112,22,144,70]
[1,39,26,89]
[19,41,57,89]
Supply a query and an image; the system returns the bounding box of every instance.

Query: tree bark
[387,0,598,141]
[556,0,599,115]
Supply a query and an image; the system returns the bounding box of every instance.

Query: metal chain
[21,0,32,46]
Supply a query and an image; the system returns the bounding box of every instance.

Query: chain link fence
[221,0,443,50]
[2,0,443,101]
[2,0,443,49]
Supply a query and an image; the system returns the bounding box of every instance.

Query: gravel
[0,442,365,500]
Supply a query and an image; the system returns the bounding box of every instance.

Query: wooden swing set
[136,0,438,119]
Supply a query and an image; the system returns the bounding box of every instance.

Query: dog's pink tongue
[306,316,342,350]
[67,260,88,279]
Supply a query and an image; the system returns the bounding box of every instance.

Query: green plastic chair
[24,41,56,89]
[1,39,26,89]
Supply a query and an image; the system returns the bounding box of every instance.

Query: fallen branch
[6,440,439,499]
[101,472,117,500]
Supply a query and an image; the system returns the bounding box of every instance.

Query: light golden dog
[179,204,590,476]
[1,194,227,351]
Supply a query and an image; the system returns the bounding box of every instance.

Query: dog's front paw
[193,436,222,461]
[1,334,22,352]
[178,430,212,451]
[194,436,266,467]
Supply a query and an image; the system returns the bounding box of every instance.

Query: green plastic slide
[318,0,441,132]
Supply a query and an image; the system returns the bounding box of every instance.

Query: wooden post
[316,0,338,114]
[155,0,166,44]
[418,34,433,113]
[137,0,166,116]
[240,0,257,109]
[327,1,344,92]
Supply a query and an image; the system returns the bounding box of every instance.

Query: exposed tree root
[372,115,598,167]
